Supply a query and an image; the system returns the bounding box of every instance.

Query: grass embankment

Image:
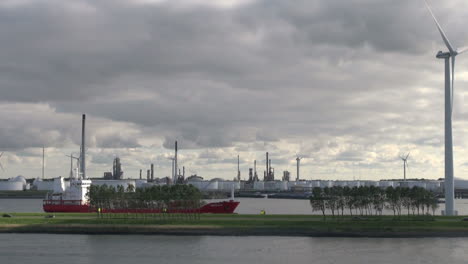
[1,213,468,237]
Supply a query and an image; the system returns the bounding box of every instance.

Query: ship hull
[43,200,239,214]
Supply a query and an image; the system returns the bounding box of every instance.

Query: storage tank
[186,180,204,190]
[0,181,24,191]
[253,181,264,191]
[398,181,409,188]
[135,179,147,189]
[33,178,54,191]
[378,181,393,188]
[319,181,332,188]
[346,181,361,188]
[264,181,277,191]
[287,181,297,190]
[9,176,27,186]
[426,181,441,191]
[310,180,321,188]
[334,181,346,187]
[204,180,219,191]
[276,181,288,191]
[455,178,468,189]
[362,181,379,187]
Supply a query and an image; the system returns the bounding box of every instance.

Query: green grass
[2,212,468,235]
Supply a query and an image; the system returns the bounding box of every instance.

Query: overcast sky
[1,0,468,181]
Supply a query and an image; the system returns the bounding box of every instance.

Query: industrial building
[0,176,29,191]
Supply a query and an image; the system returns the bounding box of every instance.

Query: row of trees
[87,184,203,212]
[310,186,439,218]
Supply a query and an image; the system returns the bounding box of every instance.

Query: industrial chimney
[174,141,178,184]
[237,155,241,181]
[296,157,301,181]
[81,114,86,179]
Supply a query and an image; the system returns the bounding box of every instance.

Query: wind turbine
[400,153,410,181]
[424,0,467,215]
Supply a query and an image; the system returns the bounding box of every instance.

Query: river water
[2,198,468,264]
[3,197,468,215]
[1,234,468,264]
[0,198,468,264]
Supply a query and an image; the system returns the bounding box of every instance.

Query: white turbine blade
[424,0,455,54]
[406,153,410,160]
[0,152,3,159]
[451,56,455,114]
[457,46,468,55]
[0,162,4,171]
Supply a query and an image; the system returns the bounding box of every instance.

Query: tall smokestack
[296,157,300,181]
[151,163,154,181]
[147,170,150,181]
[81,114,86,179]
[254,160,257,179]
[183,166,185,179]
[139,169,142,180]
[266,152,269,180]
[171,159,175,184]
[174,141,178,184]
[269,159,272,181]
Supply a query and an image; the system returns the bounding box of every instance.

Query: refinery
[1,113,468,202]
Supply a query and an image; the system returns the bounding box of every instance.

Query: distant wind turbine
[400,153,410,181]
[424,0,467,215]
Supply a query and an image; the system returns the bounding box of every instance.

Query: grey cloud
[0,0,466,179]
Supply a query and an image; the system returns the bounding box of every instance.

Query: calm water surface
[2,199,468,263]
[1,234,468,264]
[2,198,468,215]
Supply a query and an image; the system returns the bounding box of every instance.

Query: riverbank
[2,213,468,237]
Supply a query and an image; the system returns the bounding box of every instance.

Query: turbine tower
[425,0,467,215]
[400,153,410,181]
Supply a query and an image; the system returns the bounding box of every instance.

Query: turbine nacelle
[436,51,451,59]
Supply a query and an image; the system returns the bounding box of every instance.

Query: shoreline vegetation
[1,186,460,237]
[2,213,468,237]
[310,186,439,218]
